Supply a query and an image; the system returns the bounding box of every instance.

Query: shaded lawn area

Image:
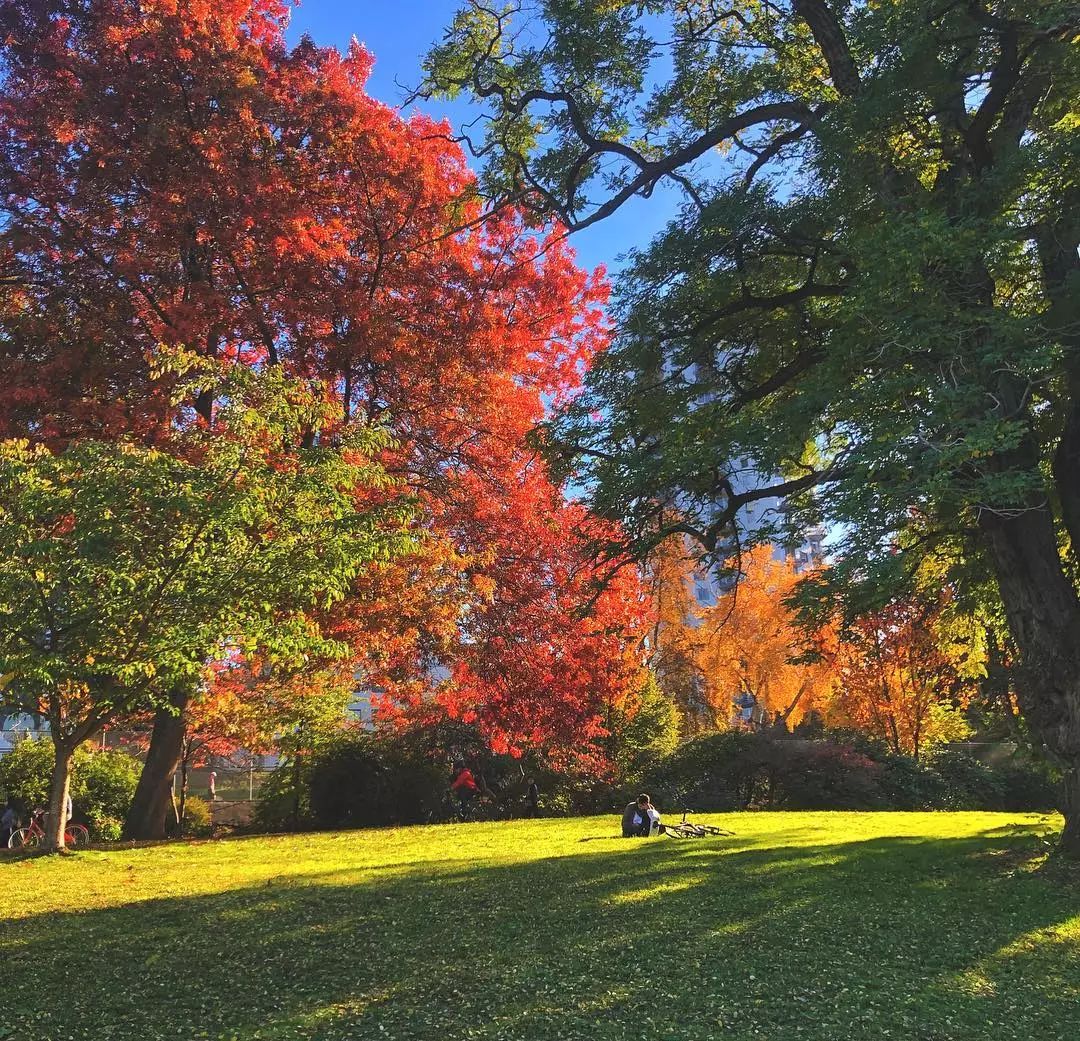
[1,812,1077,1040]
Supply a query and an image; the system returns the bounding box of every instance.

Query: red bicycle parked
[7,809,90,850]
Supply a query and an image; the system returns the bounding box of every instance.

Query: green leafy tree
[604,671,682,783]
[0,360,413,850]
[424,1,1080,855]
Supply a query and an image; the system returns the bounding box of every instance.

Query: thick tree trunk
[980,505,1080,856]
[123,690,189,840]
[44,740,74,852]
[1061,768,1080,858]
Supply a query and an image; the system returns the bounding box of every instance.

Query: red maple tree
[0,1,648,831]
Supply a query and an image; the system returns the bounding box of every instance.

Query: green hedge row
[639,731,1060,813]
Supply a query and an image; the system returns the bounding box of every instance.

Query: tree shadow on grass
[2,826,1078,1041]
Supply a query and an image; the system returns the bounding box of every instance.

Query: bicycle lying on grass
[661,810,734,839]
[7,809,90,850]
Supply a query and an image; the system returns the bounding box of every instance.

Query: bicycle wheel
[8,827,40,851]
[65,824,90,848]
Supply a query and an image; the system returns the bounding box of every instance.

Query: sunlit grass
[1,811,1077,1040]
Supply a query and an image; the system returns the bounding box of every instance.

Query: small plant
[182,795,214,837]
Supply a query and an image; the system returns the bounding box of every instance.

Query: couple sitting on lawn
[621,793,661,837]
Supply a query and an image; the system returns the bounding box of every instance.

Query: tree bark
[1061,767,1080,858]
[979,504,1080,856]
[123,689,189,840]
[43,739,74,852]
[177,743,190,839]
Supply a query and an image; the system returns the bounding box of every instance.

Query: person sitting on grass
[621,793,661,837]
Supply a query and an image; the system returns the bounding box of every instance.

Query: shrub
[991,756,1060,811]
[77,748,141,837]
[0,740,141,839]
[182,795,213,837]
[0,737,52,811]
[642,731,777,810]
[254,755,311,830]
[876,752,946,810]
[307,734,445,828]
[925,749,1006,809]
[777,743,884,810]
[641,732,1059,813]
[258,731,447,830]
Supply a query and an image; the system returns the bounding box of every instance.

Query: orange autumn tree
[695,547,835,729]
[0,0,649,839]
[829,597,973,760]
[647,537,709,732]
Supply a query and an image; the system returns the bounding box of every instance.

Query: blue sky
[286,1,680,277]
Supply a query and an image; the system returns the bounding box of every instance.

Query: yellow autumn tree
[694,547,835,729]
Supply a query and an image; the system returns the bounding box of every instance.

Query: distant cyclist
[450,762,480,812]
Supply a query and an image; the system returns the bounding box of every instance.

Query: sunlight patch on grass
[606,872,710,904]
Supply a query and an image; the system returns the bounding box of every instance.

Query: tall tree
[424,1,1080,854]
[0,0,648,823]
[0,362,411,850]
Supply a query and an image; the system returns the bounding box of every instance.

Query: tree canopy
[0,0,650,796]
[424,0,1080,853]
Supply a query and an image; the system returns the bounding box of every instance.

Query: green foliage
[0,739,141,838]
[0,357,416,754]
[76,747,141,840]
[1,813,1074,1040]
[604,671,681,782]
[0,737,52,810]
[182,795,213,838]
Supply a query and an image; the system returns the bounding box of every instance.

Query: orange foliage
[827,598,973,759]
[696,548,834,728]
[650,543,833,730]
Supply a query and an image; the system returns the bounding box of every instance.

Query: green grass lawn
[2,812,1078,1040]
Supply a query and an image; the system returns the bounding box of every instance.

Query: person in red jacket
[450,762,480,814]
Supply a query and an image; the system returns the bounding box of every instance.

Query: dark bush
[642,732,887,811]
[258,731,447,830]
[875,752,945,810]
[641,731,761,811]
[925,748,1006,809]
[992,756,1059,811]
[641,731,1060,813]
[777,743,884,810]
[308,733,445,828]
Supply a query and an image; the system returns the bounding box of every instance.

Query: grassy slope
[1,812,1077,1041]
